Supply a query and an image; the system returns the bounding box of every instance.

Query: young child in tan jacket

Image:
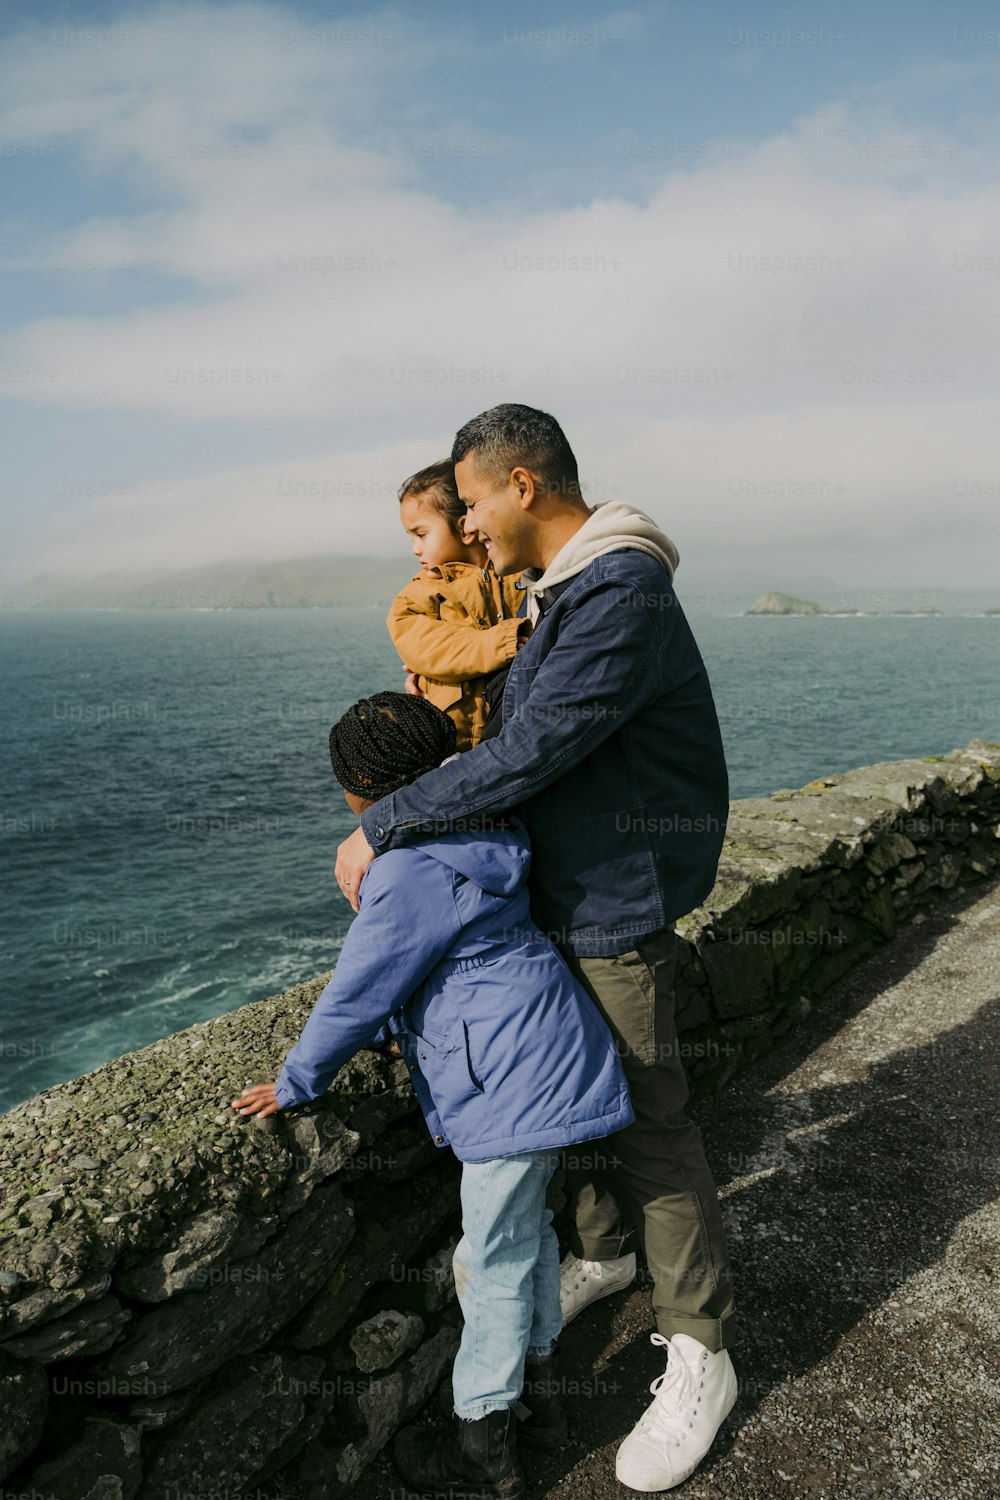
[388,460,532,751]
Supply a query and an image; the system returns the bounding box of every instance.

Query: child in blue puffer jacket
[232,690,633,1500]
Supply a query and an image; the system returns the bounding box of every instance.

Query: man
[336,403,736,1493]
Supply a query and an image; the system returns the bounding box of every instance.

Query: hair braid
[329,691,457,800]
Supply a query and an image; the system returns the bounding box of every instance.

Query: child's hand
[231,1083,281,1119]
[402,664,426,697]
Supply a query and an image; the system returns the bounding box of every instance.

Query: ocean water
[2,595,997,1113]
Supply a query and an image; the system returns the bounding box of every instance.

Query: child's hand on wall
[231,1082,281,1118]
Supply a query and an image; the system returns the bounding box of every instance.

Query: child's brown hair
[398,459,467,538]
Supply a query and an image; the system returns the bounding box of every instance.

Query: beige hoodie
[518,500,680,625]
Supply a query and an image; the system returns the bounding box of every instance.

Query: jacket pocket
[406,1023,483,1119]
[407,1020,461,1056]
[411,1019,485,1094]
[421,676,465,713]
[462,1021,485,1092]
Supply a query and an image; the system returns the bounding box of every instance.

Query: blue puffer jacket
[274,817,634,1162]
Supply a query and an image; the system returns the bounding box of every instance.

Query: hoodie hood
[519,500,680,624]
[419,821,531,898]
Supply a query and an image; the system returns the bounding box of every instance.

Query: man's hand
[336,823,377,913]
[402,664,425,697]
[231,1082,281,1119]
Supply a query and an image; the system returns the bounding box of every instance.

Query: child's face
[400,493,486,571]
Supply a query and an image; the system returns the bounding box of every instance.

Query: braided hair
[329,691,457,801]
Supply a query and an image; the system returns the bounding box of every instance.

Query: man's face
[454,455,533,575]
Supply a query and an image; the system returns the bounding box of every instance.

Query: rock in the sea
[745,591,825,615]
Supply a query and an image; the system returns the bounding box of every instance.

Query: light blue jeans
[451,1149,563,1420]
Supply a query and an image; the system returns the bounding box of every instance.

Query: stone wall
[1,740,997,1499]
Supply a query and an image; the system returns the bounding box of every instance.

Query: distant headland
[745,591,947,616]
[1,566,996,616]
[0,555,413,611]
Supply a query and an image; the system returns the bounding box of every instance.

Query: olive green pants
[558,926,735,1352]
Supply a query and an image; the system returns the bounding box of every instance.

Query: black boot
[515,1345,569,1450]
[392,1405,524,1499]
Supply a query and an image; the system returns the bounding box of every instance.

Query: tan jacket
[387,561,527,751]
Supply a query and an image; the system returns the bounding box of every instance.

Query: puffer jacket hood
[414,823,530,898]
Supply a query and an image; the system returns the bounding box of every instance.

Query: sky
[1,0,998,590]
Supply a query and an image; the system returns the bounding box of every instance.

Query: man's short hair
[451,403,581,499]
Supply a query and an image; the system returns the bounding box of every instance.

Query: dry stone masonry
[1,740,997,1498]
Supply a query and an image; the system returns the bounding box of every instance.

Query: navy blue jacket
[275,818,634,1161]
[361,551,729,956]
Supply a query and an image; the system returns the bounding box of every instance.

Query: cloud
[1,3,998,583]
[33,438,423,574]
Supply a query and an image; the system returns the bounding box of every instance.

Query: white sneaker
[616,1332,737,1492]
[558,1250,637,1325]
